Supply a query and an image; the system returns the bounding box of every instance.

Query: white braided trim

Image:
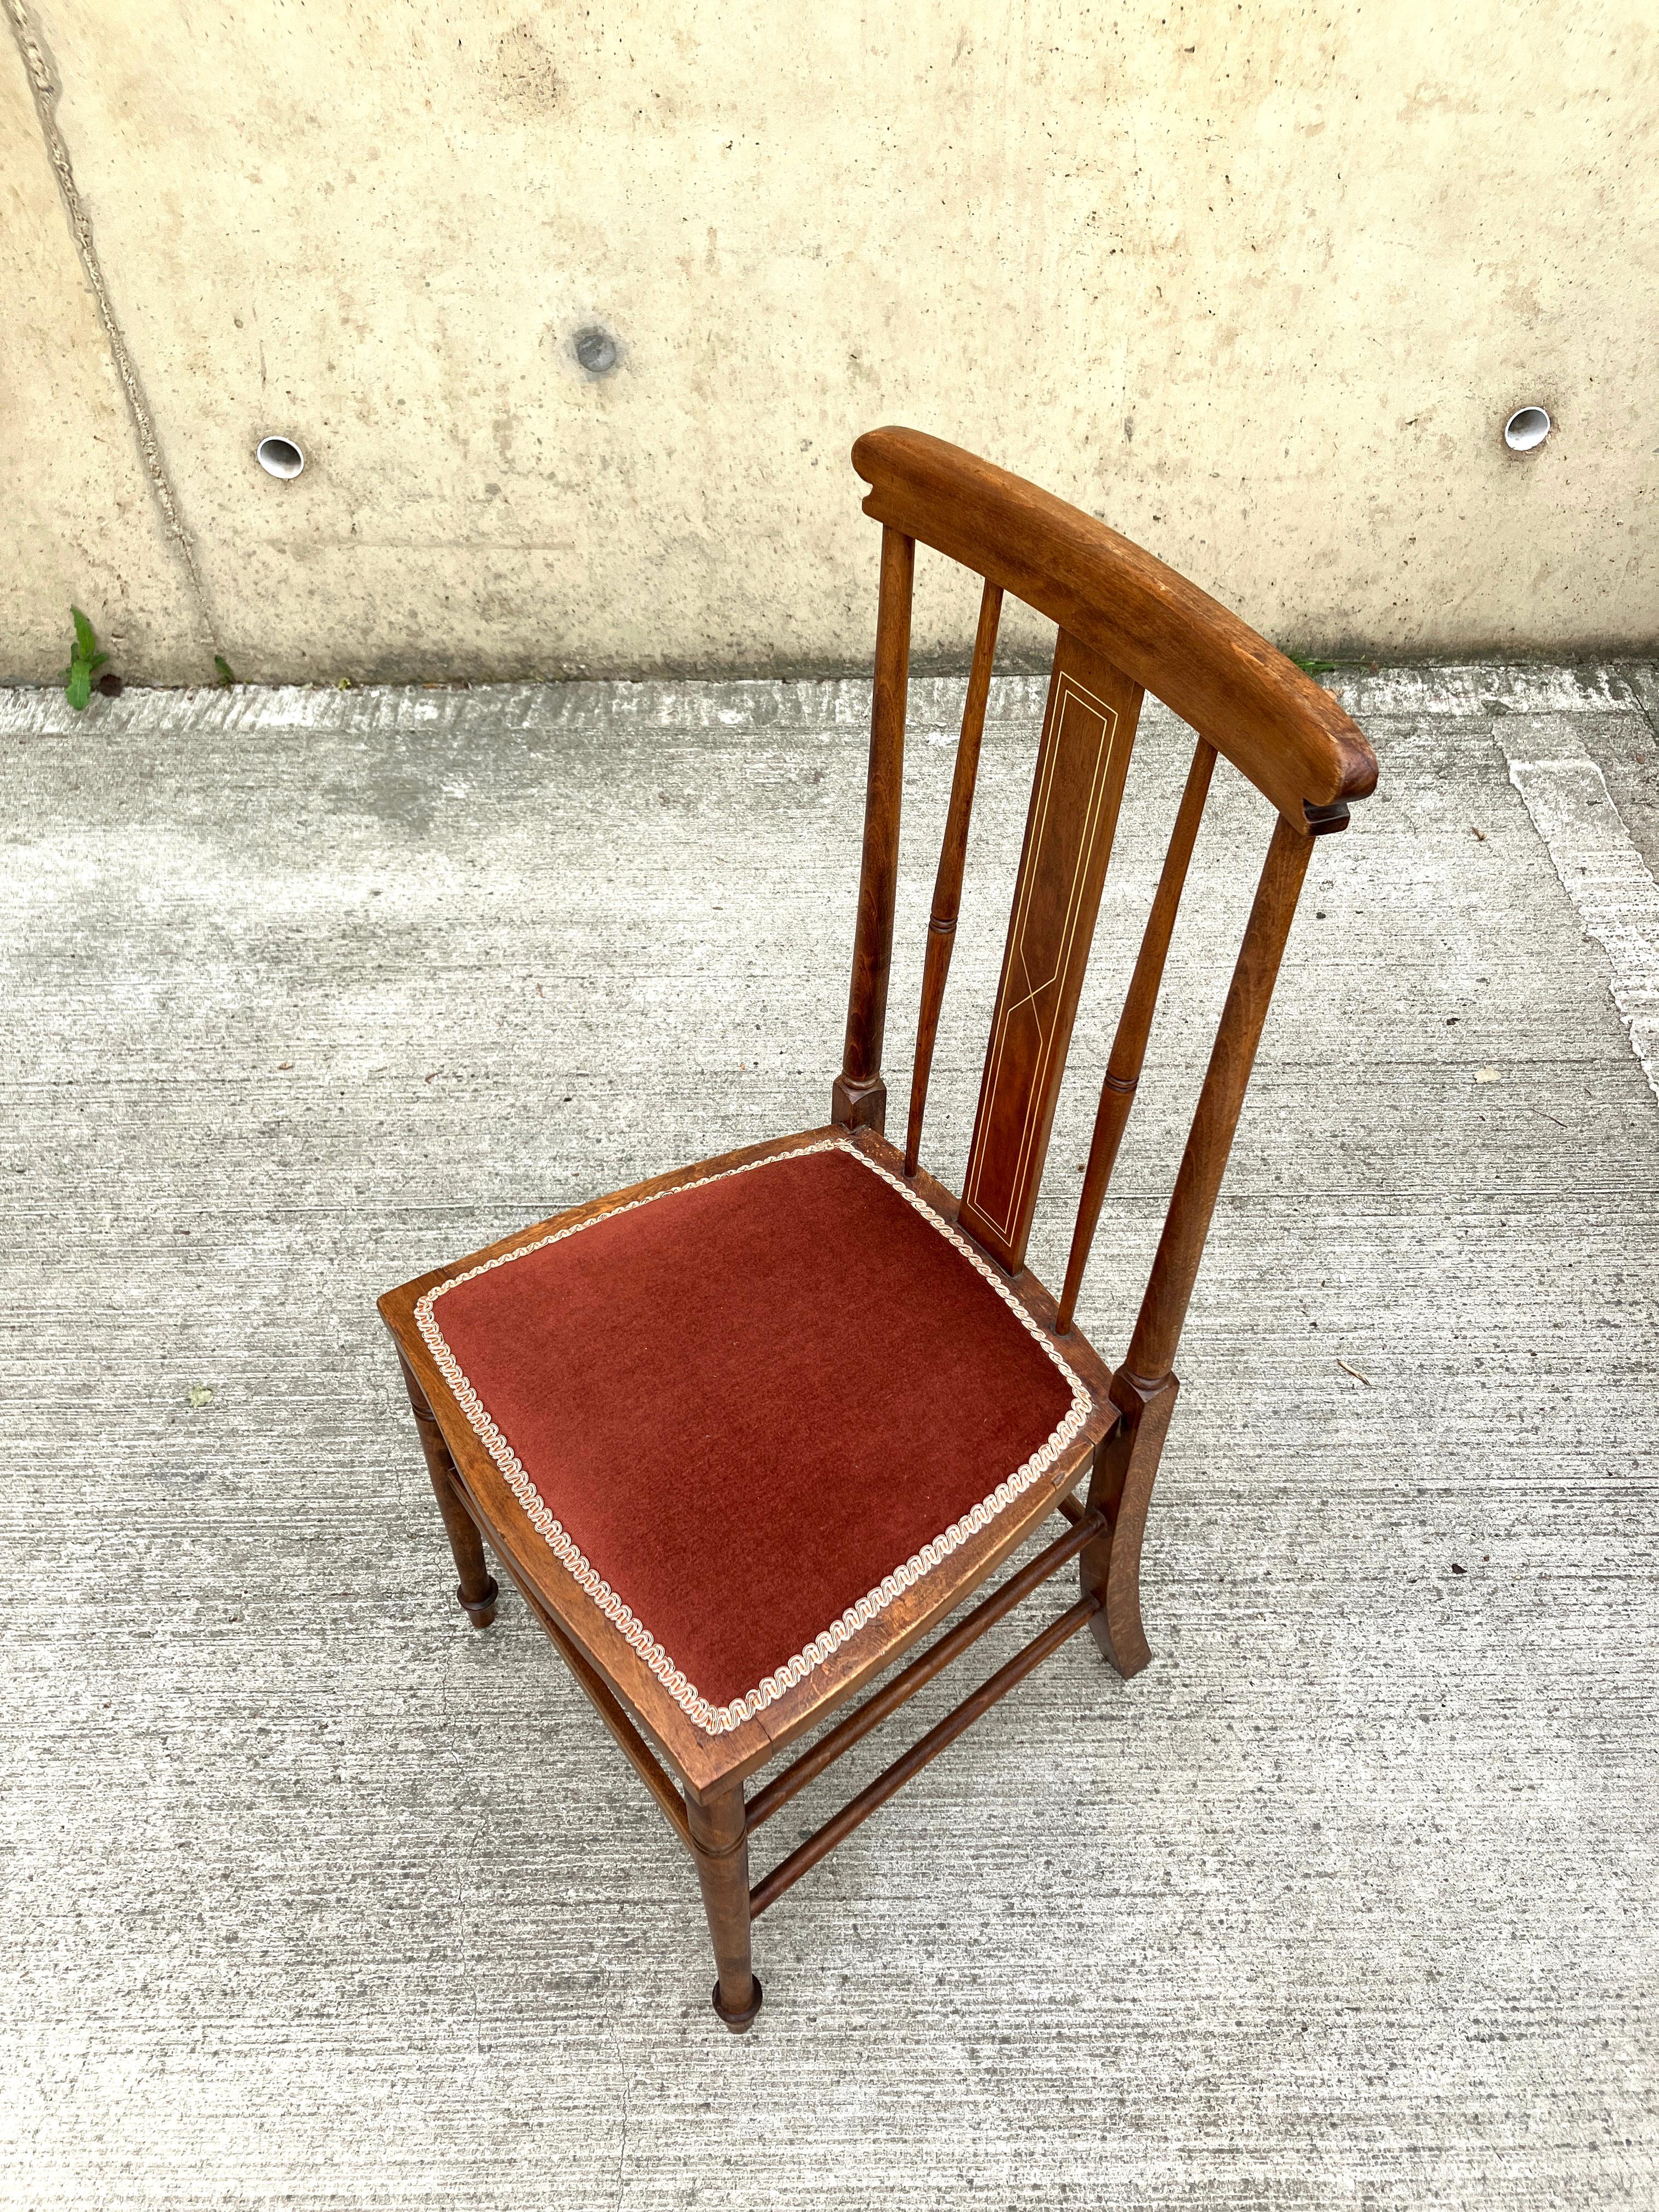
[415,1138,1092,1736]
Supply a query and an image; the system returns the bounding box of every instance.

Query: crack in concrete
[6,0,219,653]
[1622,663,1659,749]
[610,2022,631,2211]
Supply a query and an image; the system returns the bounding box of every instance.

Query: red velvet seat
[414,1139,1088,1735]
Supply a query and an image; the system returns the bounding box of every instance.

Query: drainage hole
[256,435,306,479]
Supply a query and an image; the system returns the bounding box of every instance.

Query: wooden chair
[377,427,1378,2032]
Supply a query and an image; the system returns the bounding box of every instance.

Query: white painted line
[1505,750,1659,1107]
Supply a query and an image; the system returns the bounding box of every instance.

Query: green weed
[57,606,107,711]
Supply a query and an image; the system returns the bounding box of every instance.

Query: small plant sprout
[58,606,108,710]
[214,654,237,687]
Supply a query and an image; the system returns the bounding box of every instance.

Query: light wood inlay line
[963,674,1119,1242]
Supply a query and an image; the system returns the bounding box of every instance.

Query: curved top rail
[852,427,1377,825]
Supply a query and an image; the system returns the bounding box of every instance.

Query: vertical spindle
[903,578,1002,1175]
[1056,738,1217,1330]
[833,526,915,1133]
[1120,811,1315,1386]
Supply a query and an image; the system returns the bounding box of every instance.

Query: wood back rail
[852,427,1376,823]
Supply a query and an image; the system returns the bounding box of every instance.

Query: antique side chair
[376,428,1378,2032]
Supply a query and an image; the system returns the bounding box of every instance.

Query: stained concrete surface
[1,664,1656,2209]
[7,2,1659,684]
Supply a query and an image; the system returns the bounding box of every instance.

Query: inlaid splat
[958,632,1144,1272]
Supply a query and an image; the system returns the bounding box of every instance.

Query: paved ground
[2,663,1655,2211]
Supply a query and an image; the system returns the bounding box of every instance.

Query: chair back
[835,427,1377,1384]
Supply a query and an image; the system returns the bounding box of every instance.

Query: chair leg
[1079,1369,1179,1678]
[398,1355,499,1628]
[686,1781,762,2033]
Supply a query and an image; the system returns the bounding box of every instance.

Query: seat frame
[376,427,1378,2033]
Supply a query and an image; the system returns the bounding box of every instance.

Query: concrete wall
[3,0,1655,687]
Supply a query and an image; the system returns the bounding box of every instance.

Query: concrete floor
[2,663,1655,2210]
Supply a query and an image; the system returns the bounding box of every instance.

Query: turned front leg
[686,1781,761,2033]
[397,1355,499,1627]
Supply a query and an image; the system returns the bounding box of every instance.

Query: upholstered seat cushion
[416,1139,1088,1735]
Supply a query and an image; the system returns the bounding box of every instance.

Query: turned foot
[457,1574,500,1629]
[711,1973,764,2033]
